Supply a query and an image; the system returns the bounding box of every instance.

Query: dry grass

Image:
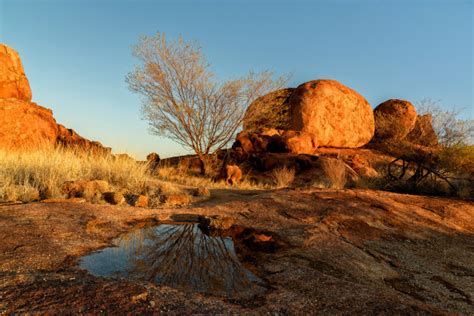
[155,165,272,190]
[311,158,347,189]
[0,147,151,203]
[272,166,295,188]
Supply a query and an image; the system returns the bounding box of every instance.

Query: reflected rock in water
[79,224,266,299]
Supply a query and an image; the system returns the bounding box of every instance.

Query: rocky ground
[1,187,473,314]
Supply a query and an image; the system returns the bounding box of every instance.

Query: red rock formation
[373,99,417,141]
[406,114,438,147]
[56,124,110,154]
[0,43,110,154]
[0,44,32,101]
[288,80,375,148]
[0,98,58,149]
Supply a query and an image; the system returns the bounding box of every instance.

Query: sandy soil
[1,188,473,314]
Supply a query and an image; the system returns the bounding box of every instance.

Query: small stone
[102,191,125,205]
[134,195,149,207]
[200,215,234,230]
[161,194,191,206]
[192,186,211,197]
[131,292,148,303]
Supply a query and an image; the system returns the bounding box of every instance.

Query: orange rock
[56,124,111,155]
[0,98,58,150]
[133,195,149,207]
[406,114,438,146]
[0,44,110,154]
[161,194,191,206]
[282,131,316,155]
[288,80,374,148]
[234,131,256,154]
[225,164,242,185]
[254,233,273,242]
[0,44,32,101]
[146,152,160,171]
[373,99,417,141]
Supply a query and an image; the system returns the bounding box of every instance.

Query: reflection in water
[79,224,265,298]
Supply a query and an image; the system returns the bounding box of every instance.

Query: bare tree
[126,33,286,174]
[416,98,474,146]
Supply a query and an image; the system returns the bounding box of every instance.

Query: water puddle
[79,224,266,299]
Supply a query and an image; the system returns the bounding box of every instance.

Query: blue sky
[1,0,472,159]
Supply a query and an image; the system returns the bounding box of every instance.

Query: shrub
[311,158,347,189]
[272,166,295,188]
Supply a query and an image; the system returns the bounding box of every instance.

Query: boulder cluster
[232,79,438,161]
[372,99,438,146]
[0,44,110,153]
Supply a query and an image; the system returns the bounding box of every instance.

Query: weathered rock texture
[0,44,32,101]
[243,88,294,131]
[0,43,110,153]
[373,99,417,141]
[232,129,317,159]
[56,124,110,154]
[288,80,375,148]
[0,98,58,149]
[406,114,438,147]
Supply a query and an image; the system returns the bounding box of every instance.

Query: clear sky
[1,0,472,159]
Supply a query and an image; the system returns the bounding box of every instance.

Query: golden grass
[155,165,273,190]
[272,166,295,188]
[0,147,151,203]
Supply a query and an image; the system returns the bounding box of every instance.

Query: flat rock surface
[1,188,473,314]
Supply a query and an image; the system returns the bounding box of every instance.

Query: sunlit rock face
[373,99,417,142]
[0,44,32,101]
[0,43,110,153]
[0,98,59,150]
[236,80,375,156]
[79,224,266,299]
[288,79,375,148]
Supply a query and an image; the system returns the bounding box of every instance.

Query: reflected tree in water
[117,224,263,298]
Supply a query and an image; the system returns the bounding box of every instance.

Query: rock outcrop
[0,98,58,149]
[371,99,438,147]
[288,80,375,148]
[243,88,294,131]
[406,114,438,146]
[0,43,110,153]
[56,124,110,154]
[373,99,417,141]
[0,45,32,101]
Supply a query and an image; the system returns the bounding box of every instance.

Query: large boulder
[406,114,438,146]
[243,88,294,131]
[0,98,58,149]
[0,44,32,101]
[373,99,417,142]
[288,80,374,148]
[0,44,110,154]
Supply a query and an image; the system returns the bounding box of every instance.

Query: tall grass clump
[0,147,150,203]
[311,158,347,189]
[272,166,295,189]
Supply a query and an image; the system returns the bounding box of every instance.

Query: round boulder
[243,88,294,131]
[373,99,417,141]
[288,80,374,148]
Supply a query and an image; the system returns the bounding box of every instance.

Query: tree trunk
[198,154,206,175]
